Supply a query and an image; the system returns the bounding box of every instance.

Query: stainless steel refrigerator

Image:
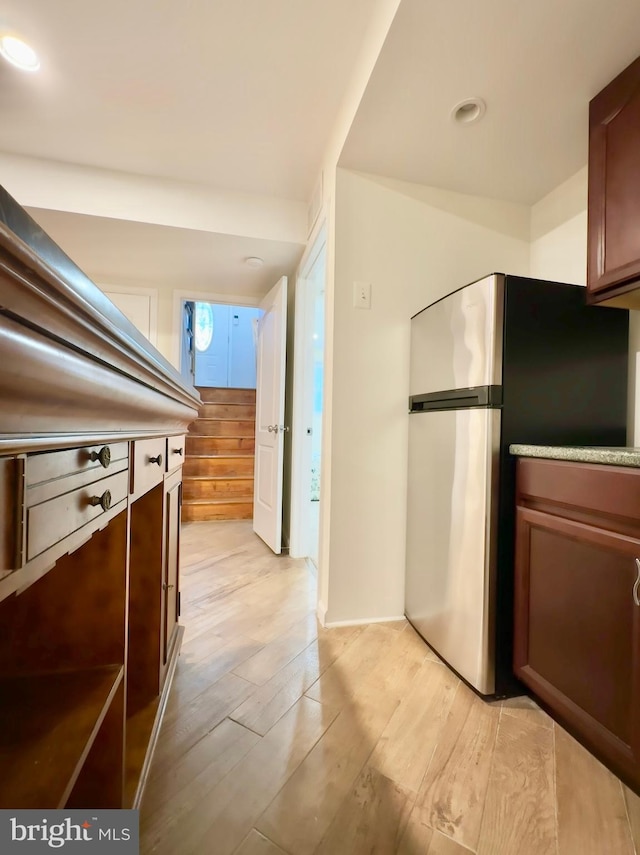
[405,273,629,696]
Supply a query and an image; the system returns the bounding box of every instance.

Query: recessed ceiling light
[245,256,264,268]
[451,97,486,125]
[0,35,40,72]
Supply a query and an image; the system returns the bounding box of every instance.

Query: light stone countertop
[509,444,640,468]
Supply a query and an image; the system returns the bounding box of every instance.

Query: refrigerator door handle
[409,385,502,413]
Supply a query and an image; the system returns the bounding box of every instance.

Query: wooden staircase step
[183,476,254,500]
[200,402,256,419]
[185,436,255,455]
[182,498,253,521]
[188,419,254,437]
[195,387,256,404]
[183,455,254,477]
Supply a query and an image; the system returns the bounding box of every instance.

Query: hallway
[140,521,640,855]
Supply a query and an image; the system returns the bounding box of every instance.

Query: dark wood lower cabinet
[514,457,640,793]
[0,185,200,810]
[162,469,181,673]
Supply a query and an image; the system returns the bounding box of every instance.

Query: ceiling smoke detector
[0,35,40,72]
[451,97,486,125]
[245,256,264,268]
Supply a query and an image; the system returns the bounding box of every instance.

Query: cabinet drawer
[26,442,129,506]
[517,457,640,524]
[26,469,129,561]
[166,435,185,474]
[131,438,166,499]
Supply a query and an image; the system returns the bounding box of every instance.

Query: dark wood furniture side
[514,457,640,793]
[587,54,640,307]
[0,185,200,809]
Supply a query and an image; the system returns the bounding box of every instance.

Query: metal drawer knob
[173,448,184,456]
[149,454,163,466]
[90,446,111,468]
[634,559,640,607]
[89,490,112,512]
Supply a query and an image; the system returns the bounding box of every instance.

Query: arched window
[194,302,214,352]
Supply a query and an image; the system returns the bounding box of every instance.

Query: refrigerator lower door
[405,406,500,695]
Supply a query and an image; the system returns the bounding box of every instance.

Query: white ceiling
[0,0,373,201]
[340,0,640,204]
[25,207,303,295]
[3,0,640,297]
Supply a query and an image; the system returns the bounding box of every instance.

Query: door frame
[171,289,260,372]
[290,222,327,559]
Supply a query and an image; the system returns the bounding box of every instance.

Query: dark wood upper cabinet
[587,55,640,306]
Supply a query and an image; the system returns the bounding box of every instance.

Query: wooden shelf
[0,665,124,809]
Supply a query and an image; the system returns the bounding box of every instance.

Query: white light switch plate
[353,281,371,309]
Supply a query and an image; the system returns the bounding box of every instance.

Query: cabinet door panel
[515,505,640,787]
[588,54,640,299]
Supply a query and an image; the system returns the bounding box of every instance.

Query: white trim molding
[322,614,406,629]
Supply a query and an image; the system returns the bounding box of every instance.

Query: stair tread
[183,475,253,481]
[183,497,253,505]
[186,453,254,459]
[192,417,255,422]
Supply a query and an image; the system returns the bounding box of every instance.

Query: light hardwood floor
[140,520,640,855]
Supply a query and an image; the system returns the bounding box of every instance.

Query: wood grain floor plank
[232,612,319,685]
[232,830,289,855]
[167,635,264,709]
[555,726,635,855]
[141,718,259,836]
[230,629,359,736]
[427,830,475,854]
[141,521,639,855]
[304,623,408,709]
[229,640,326,735]
[501,694,553,730]
[150,671,256,777]
[179,626,229,662]
[255,695,401,855]
[476,712,556,855]
[414,681,499,850]
[624,784,640,849]
[314,765,415,855]
[396,811,434,854]
[144,696,336,855]
[369,659,459,793]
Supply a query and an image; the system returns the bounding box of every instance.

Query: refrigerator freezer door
[409,274,503,397]
[405,407,500,694]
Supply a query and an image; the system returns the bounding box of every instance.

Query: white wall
[530,166,640,443]
[530,166,588,286]
[321,169,530,624]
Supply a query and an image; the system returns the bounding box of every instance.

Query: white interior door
[194,303,230,387]
[253,277,287,553]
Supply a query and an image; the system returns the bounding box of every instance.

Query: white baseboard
[322,613,406,629]
[316,600,328,626]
